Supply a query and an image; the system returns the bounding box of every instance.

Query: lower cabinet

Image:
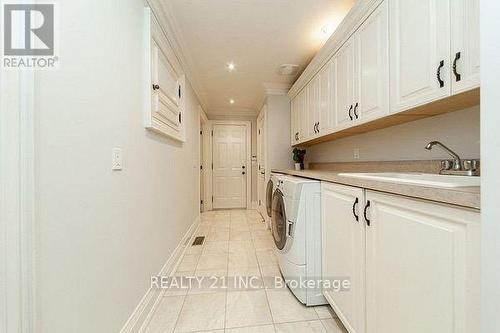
[321,183,480,333]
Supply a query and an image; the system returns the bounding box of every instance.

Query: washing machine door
[266,179,274,218]
[271,189,287,250]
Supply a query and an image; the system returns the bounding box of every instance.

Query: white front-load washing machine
[271,175,327,306]
[265,172,284,224]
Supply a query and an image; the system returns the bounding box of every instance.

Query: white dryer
[271,175,327,306]
[265,172,284,223]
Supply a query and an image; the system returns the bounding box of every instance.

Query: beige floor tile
[225,325,275,333]
[145,295,184,333]
[202,240,229,255]
[259,265,284,289]
[230,229,252,241]
[321,319,348,333]
[228,240,255,254]
[196,253,228,271]
[186,244,204,255]
[165,270,194,296]
[255,250,278,267]
[228,251,259,269]
[274,320,326,333]
[227,266,263,291]
[251,229,271,239]
[231,223,251,232]
[225,290,273,328]
[207,229,230,242]
[174,293,226,332]
[314,305,335,319]
[189,269,228,294]
[250,223,268,231]
[177,254,199,272]
[266,289,318,323]
[253,237,275,251]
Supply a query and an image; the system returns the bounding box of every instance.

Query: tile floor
[145,209,348,333]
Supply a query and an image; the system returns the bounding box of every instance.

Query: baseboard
[119,215,201,333]
[251,201,259,210]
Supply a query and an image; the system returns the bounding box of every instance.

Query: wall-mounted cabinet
[144,8,186,142]
[322,182,480,333]
[289,0,479,146]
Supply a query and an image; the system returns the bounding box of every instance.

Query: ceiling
[162,0,355,116]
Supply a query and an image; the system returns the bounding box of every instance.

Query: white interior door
[213,124,248,209]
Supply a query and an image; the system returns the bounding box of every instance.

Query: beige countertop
[272,169,480,210]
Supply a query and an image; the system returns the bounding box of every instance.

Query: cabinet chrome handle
[152,84,160,90]
[242,171,246,175]
[453,52,462,82]
[352,197,359,222]
[317,122,320,132]
[437,60,445,88]
[364,200,371,226]
[295,132,299,141]
[353,102,359,119]
[348,105,353,121]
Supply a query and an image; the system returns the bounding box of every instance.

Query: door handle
[437,60,445,88]
[287,221,294,238]
[452,52,461,82]
[352,197,359,222]
[348,105,353,121]
[364,200,371,226]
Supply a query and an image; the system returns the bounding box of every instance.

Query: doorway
[211,122,251,209]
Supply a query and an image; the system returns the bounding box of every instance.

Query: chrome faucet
[425,141,479,176]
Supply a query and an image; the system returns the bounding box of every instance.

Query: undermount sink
[338,172,480,188]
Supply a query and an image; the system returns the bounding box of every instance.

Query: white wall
[480,1,500,331]
[33,1,201,332]
[208,114,258,202]
[307,106,480,163]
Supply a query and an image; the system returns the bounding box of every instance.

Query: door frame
[199,106,209,212]
[0,70,36,331]
[206,120,252,210]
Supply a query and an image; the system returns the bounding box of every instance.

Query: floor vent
[192,236,205,246]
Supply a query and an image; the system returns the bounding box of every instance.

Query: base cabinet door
[450,0,480,94]
[321,183,365,333]
[389,0,451,113]
[365,191,480,333]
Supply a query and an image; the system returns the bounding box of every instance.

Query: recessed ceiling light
[227,62,236,71]
[229,99,235,104]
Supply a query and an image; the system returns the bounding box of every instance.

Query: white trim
[251,201,259,210]
[262,82,291,96]
[0,69,36,332]
[208,120,252,210]
[288,0,384,99]
[120,215,201,333]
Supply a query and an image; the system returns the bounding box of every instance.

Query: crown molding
[207,107,258,118]
[145,0,210,110]
[288,0,383,99]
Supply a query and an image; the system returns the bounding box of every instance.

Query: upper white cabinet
[289,0,479,146]
[335,38,356,129]
[450,0,480,94]
[389,0,451,113]
[321,183,480,333]
[144,8,186,142]
[354,0,389,122]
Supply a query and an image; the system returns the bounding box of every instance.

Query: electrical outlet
[353,148,360,159]
[112,147,123,170]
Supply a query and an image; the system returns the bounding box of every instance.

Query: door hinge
[200,165,203,170]
[211,163,213,170]
[201,200,203,204]
[258,129,261,135]
[211,196,214,203]
[211,130,214,136]
[178,85,182,98]
[200,131,202,135]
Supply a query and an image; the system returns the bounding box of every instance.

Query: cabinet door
[290,97,298,145]
[389,0,451,113]
[322,183,365,333]
[308,76,321,137]
[335,39,356,129]
[299,89,309,142]
[451,0,480,94]
[365,191,480,333]
[354,0,389,122]
[318,58,336,134]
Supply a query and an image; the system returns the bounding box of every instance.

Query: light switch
[112,147,123,171]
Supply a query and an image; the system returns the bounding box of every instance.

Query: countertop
[272,169,480,210]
